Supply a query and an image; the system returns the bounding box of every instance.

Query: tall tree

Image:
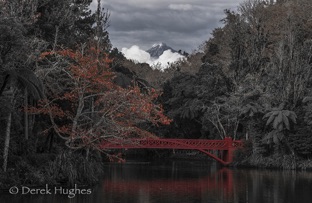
[34,0,97,49]
[31,47,171,156]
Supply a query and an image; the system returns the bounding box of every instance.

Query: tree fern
[180,99,204,119]
[0,68,44,100]
[0,68,44,171]
[263,109,296,131]
[262,130,285,145]
[240,102,263,117]
[302,96,312,125]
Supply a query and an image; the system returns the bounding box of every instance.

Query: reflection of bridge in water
[100,137,243,165]
[103,168,234,196]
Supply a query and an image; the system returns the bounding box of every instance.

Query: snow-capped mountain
[146,43,177,58]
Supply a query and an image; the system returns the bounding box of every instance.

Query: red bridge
[100,137,243,165]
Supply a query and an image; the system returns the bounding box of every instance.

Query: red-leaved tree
[30,47,171,153]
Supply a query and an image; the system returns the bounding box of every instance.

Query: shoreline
[2,152,312,190]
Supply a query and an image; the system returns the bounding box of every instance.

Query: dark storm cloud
[91,0,243,52]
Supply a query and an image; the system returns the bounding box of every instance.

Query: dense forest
[160,0,312,169]
[1,0,312,188]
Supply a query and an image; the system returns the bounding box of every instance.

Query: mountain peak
[152,42,166,48]
[147,42,176,58]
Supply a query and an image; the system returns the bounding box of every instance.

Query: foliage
[180,99,204,119]
[30,47,171,151]
[240,102,264,118]
[0,0,173,186]
[46,150,104,186]
[3,0,312,186]
[161,63,234,139]
[263,109,297,131]
[262,130,285,145]
[288,129,312,158]
[159,0,312,161]
[302,96,312,125]
[0,68,44,99]
[34,0,101,48]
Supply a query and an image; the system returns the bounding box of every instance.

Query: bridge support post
[222,149,234,163]
[222,137,234,164]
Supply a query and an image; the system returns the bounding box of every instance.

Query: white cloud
[168,4,193,11]
[151,50,185,67]
[121,45,151,64]
[121,45,185,70]
[91,0,243,53]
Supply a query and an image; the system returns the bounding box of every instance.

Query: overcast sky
[90,0,244,53]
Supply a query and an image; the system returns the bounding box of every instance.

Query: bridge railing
[99,137,243,165]
[100,137,243,150]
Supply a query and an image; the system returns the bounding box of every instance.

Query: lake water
[2,160,312,203]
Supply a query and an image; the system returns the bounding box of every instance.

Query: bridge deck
[100,137,243,166]
[100,138,242,150]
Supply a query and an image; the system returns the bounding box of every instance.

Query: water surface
[1,160,312,203]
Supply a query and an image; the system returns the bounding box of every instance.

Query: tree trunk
[86,148,90,160]
[3,112,12,172]
[24,88,29,140]
[71,91,84,136]
[2,87,15,172]
[0,75,9,97]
